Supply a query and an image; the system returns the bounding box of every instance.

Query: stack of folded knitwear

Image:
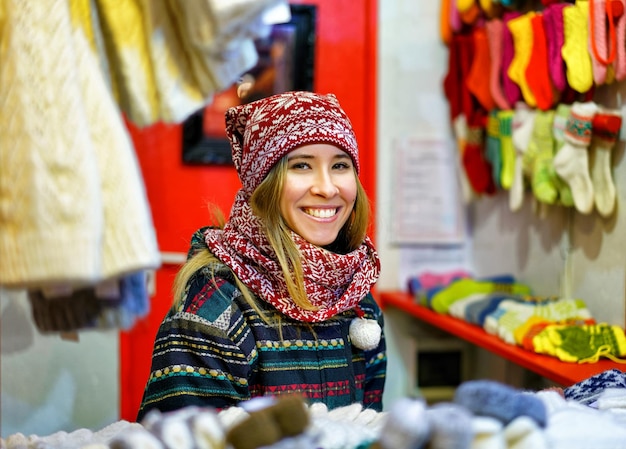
[408,271,626,363]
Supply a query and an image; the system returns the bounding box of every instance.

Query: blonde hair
[171,156,371,315]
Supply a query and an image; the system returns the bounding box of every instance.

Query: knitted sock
[486,19,512,110]
[526,14,554,111]
[552,104,575,207]
[503,416,548,449]
[613,0,626,81]
[510,103,537,211]
[457,0,481,24]
[532,323,626,363]
[453,380,547,426]
[502,12,523,106]
[498,110,516,190]
[528,110,559,205]
[444,34,463,122]
[479,0,501,19]
[467,26,496,112]
[453,115,478,203]
[450,0,463,33]
[378,398,430,449]
[553,101,598,214]
[561,2,594,93]
[471,416,505,449]
[590,108,622,217]
[507,12,538,107]
[431,278,532,314]
[486,110,503,189]
[426,403,474,449]
[564,368,626,405]
[542,3,568,93]
[588,0,613,85]
[440,0,453,46]
[463,127,496,195]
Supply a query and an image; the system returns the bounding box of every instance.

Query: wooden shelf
[380,291,624,387]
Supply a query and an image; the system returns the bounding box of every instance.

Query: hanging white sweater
[0,0,160,288]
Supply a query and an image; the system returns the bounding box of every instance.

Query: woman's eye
[333,162,351,170]
[290,162,310,170]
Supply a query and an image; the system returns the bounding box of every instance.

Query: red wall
[120,0,378,420]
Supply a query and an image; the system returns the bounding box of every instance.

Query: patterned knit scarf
[204,190,381,322]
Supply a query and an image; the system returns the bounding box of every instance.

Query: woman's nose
[310,171,339,197]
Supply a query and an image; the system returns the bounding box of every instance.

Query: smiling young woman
[136,91,385,421]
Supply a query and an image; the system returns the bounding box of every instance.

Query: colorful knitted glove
[531,323,626,363]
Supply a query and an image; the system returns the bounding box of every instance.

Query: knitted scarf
[204,190,381,322]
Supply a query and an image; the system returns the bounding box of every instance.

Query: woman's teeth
[304,208,337,218]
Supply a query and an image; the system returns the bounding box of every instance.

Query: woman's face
[280,144,358,246]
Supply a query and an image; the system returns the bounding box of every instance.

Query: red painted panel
[120,0,378,421]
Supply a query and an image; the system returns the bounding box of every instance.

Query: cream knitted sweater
[0,0,288,290]
[0,0,160,287]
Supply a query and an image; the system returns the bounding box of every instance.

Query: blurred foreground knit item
[564,368,626,405]
[8,375,626,449]
[454,379,547,427]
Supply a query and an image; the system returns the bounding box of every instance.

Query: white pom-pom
[349,318,382,350]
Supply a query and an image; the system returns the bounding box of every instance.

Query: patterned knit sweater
[137,265,386,422]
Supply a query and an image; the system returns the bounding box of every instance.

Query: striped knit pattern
[565,110,594,145]
[137,266,386,421]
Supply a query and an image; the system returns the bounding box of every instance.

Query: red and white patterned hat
[225,91,360,194]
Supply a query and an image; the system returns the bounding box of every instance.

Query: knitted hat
[225,91,360,194]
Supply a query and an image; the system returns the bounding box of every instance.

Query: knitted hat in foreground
[225,91,360,194]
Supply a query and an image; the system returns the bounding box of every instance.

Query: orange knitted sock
[526,14,554,111]
[440,0,453,46]
[467,26,496,112]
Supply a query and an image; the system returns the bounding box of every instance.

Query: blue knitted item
[564,368,626,405]
[464,294,508,325]
[453,380,547,427]
[427,403,474,449]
